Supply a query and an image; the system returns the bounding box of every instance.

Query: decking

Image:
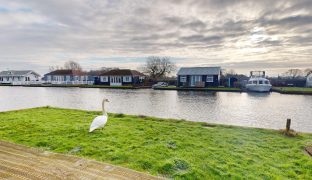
[0,140,161,180]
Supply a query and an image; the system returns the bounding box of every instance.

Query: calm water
[1,86,312,132]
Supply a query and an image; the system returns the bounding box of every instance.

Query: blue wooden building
[177,67,221,87]
[43,70,91,84]
[97,69,145,86]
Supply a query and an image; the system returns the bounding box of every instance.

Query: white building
[307,73,312,87]
[0,70,41,85]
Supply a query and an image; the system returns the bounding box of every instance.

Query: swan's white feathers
[89,115,108,132]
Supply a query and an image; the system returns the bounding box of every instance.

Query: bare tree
[304,68,312,76]
[48,65,62,72]
[142,56,176,80]
[283,69,303,79]
[64,61,82,71]
[222,69,236,76]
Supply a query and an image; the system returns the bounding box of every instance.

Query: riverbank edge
[2,84,312,95]
[1,106,311,134]
[153,86,243,92]
[0,84,150,89]
[271,87,312,95]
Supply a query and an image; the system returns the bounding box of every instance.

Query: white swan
[89,98,109,132]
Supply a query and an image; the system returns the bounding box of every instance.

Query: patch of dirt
[0,140,162,179]
[305,147,312,157]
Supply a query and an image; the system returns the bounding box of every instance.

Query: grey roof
[0,70,40,76]
[177,67,221,75]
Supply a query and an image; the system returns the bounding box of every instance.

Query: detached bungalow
[177,67,221,87]
[97,69,145,86]
[43,70,92,85]
[0,70,41,85]
[307,73,312,87]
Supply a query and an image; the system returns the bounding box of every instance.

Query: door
[110,76,122,86]
[190,75,202,87]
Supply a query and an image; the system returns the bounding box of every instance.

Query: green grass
[154,86,242,92]
[0,107,312,179]
[272,87,312,94]
[2,84,139,89]
[79,85,137,89]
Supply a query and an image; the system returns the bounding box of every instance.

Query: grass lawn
[0,107,312,179]
[272,87,312,94]
[154,86,242,92]
[33,84,138,89]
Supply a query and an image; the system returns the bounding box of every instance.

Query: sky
[0,0,311,76]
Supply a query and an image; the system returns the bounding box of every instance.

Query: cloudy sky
[0,0,311,76]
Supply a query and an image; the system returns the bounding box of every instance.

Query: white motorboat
[246,71,272,92]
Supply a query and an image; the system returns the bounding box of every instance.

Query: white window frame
[180,76,187,83]
[101,76,108,82]
[206,75,214,82]
[123,76,132,82]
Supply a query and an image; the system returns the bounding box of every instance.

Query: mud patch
[305,147,312,157]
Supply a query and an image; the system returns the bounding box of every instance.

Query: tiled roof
[100,69,145,76]
[44,70,87,76]
[177,67,221,75]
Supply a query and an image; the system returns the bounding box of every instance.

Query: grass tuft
[280,129,298,137]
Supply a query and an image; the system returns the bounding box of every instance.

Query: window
[101,76,108,82]
[0,77,2,81]
[206,75,214,82]
[123,76,132,82]
[252,81,257,84]
[66,76,70,81]
[180,76,186,82]
[265,81,269,84]
[248,81,252,84]
[259,80,263,84]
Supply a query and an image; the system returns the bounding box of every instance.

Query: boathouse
[97,69,145,86]
[177,67,221,87]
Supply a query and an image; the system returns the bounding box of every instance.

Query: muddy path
[0,140,162,180]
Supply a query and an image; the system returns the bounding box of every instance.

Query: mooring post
[286,119,291,132]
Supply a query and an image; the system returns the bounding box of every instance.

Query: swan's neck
[102,100,107,116]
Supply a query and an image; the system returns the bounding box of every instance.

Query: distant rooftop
[0,70,40,76]
[44,70,87,76]
[177,67,221,75]
[100,69,145,76]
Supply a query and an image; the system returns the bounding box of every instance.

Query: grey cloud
[0,0,311,76]
[179,35,223,43]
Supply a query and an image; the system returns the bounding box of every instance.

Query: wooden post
[286,119,291,132]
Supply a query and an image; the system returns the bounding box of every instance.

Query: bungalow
[307,73,312,87]
[0,70,41,85]
[97,69,145,86]
[177,67,221,87]
[43,70,92,85]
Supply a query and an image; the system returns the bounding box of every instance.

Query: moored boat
[246,71,272,92]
